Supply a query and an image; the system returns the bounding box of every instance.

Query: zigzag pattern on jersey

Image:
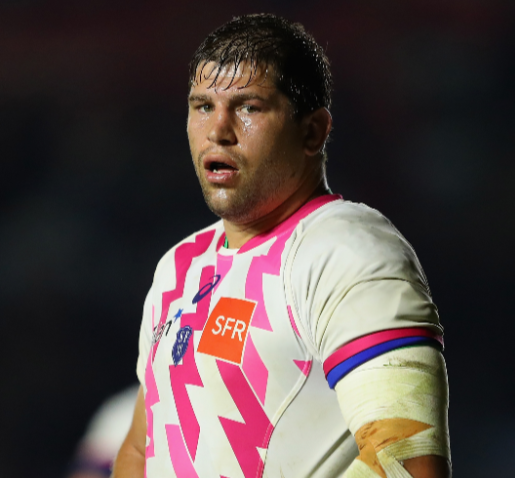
[240,232,289,406]
[144,230,215,477]
[214,253,233,293]
[218,360,274,478]
[214,194,340,477]
[144,305,159,478]
[148,195,341,478]
[170,265,215,462]
[238,195,339,410]
[165,424,199,478]
[150,230,215,362]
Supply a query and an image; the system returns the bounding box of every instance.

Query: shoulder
[292,201,429,289]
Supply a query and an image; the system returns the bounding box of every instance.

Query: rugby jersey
[136,194,443,478]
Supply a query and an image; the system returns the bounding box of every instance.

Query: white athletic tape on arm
[377,449,413,478]
[343,459,383,478]
[336,346,450,477]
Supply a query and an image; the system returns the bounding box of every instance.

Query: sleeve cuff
[324,327,444,389]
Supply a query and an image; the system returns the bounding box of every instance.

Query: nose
[208,108,237,146]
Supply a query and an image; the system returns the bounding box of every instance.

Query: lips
[202,154,239,184]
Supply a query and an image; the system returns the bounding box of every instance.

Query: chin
[204,193,234,218]
[205,197,256,223]
[201,184,274,224]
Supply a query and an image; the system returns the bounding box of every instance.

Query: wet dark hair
[189,13,332,119]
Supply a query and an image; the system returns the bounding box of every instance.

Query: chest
[149,249,311,414]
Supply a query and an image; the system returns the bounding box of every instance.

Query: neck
[222,178,330,249]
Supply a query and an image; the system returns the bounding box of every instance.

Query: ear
[303,107,332,157]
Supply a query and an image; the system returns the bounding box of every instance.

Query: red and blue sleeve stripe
[323,327,444,389]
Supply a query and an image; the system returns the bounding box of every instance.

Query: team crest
[172,325,193,366]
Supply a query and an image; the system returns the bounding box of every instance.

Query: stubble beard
[197,154,290,224]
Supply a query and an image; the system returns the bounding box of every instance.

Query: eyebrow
[188,92,268,104]
[229,92,268,103]
[188,94,211,104]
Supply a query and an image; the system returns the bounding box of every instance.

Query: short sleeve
[286,202,443,388]
[136,287,154,386]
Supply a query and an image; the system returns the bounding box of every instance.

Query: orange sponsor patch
[197,297,256,364]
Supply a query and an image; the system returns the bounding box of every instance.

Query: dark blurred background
[0,0,513,476]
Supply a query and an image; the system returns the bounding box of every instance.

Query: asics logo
[192,275,220,304]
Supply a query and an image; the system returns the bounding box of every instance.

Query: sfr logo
[212,316,247,341]
[198,297,256,364]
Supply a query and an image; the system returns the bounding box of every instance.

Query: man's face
[187,62,310,224]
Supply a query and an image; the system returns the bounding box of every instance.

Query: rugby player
[112,14,451,478]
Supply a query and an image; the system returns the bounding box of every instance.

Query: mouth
[202,154,239,184]
[207,161,237,173]
[203,154,239,172]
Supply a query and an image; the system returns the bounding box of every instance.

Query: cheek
[186,117,193,141]
[187,114,209,141]
[187,122,202,154]
[240,120,285,151]
[236,117,256,144]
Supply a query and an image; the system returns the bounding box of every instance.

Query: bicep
[124,386,147,456]
[111,386,146,478]
[335,346,451,478]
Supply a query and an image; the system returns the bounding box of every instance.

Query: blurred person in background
[113,14,451,478]
[67,385,139,478]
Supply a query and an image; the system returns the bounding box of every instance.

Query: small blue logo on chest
[192,274,220,304]
[172,325,193,366]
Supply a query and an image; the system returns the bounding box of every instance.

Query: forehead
[190,61,277,94]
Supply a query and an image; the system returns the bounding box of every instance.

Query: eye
[197,104,213,113]
[240,104,259,114]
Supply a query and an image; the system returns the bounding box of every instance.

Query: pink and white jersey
[136,195,443,478]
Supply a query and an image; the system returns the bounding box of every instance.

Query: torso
[142,195,358,478]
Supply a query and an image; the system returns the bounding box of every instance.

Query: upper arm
[123,386,147,457]
[111,386,146,478]
[286,206,451,476]
[335,346,451,478]
[287,206,442,368]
